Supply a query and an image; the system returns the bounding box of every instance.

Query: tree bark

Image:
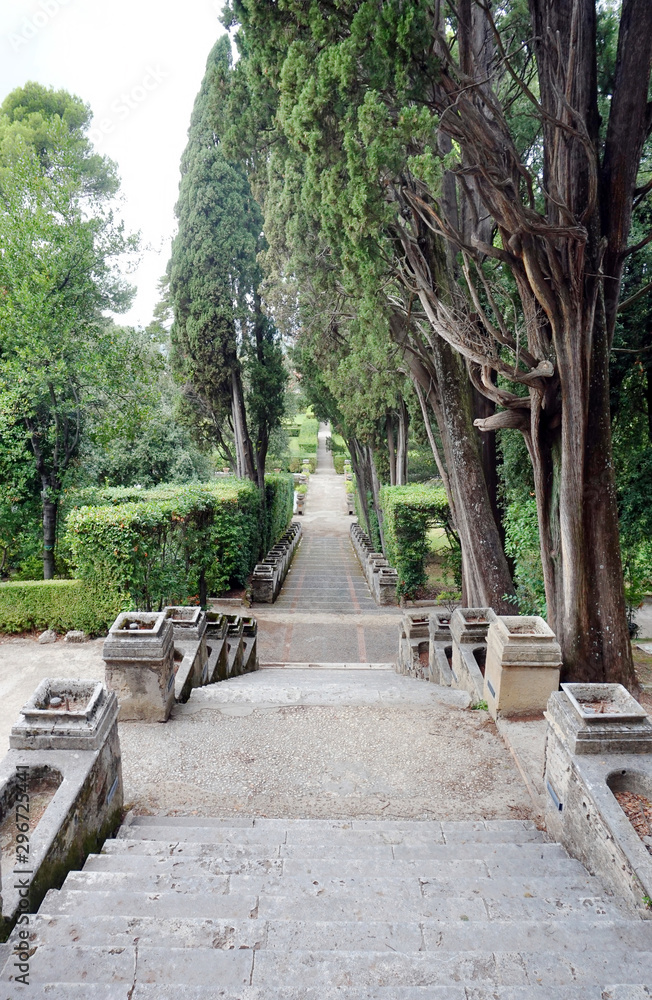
[231,368,257,482]
[42,492,57,580]
[400,328,516,613]
[386,413,397,486]
[395,398,409,485]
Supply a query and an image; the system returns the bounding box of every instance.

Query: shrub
[503,497,546,615]
[64,479,263,609]
[289,457,316,473]
[380,484,451,598]
[333,455,346,474]
[264,473,295,551]
[297,416,319,454]
[0,579,126,635]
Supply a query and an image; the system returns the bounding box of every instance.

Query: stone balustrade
[349,524,398,605]
[449,607,492,701]
[484,614,561,719]
[103,611,175,722]
[164,606,208,703]
[1,679,122,937]
[544,682,652,914]
[252,522,302,603]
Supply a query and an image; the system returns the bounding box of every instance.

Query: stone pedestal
[1,679,123,934]
[544,684,652,914]
[225,615,244,677]
[449,608,491,701]
[165,606,208,699]
[428,612,453,685]
[483,615,561,719]
[103,611,175,722]
[205,612,229,682]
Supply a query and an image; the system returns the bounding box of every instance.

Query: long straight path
[254,425,402,663]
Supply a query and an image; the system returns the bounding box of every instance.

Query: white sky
[0,0,227,328]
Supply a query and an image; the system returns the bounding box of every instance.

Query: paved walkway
[253,425,401,663]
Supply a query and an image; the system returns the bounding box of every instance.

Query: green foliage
[333,455,346,474]
[380,484,451,598]
[169,37,286,473]
[296,416,319,455]
[0,579,125,636]
[64,479,263,609]
[0,86,140,576]
[263,473,295,551]
[503,497,547,616]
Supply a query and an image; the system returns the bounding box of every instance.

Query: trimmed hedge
[63,477,294,611]
[380,484,451,598]
[264,473,295,552]
[333,455,346,475]
[64,480,260,610]
[0,579,126,636]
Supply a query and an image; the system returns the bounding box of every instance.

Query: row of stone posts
[398,606,562,719]
[103,606,259,721]
[350,524,399,605]
[251,522,302,603]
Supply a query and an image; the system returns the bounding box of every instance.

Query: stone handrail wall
[350,523,398,606]
[252,522,302,603]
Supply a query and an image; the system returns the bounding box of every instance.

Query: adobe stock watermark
[8,0,74,53]
[89,66,171,147]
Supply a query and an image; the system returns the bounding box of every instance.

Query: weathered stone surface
[38,629,57,644]
[544,687,652,915]
[64,630,88,643]
[103,612,175,722]
[0,681,123,937]
[484,616,561,720]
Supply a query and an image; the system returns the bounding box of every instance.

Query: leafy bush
[380,484,451,598]
[64,479,263,609]
[264,473,295,551]
[297,416,319,454]
[333,455,346,474]
[289,457,317,473]
[0,579,126,635]
[503,496,547,615]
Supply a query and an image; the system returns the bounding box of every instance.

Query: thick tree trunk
[403,339,516,612]
[349,437,374,541]
[471,380,503,547]
[368,445,386,553]
[231,368,256,482]
[386,413,397,486]
[395,399,409,485]
[42,493,57,580]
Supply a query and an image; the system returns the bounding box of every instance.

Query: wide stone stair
[2,817,652,998]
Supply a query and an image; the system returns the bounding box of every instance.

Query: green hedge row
[0,579,126,636]
[64,476,293,611]
[380,484,451,598]
[264,473,295,552]
[297,417,319,454]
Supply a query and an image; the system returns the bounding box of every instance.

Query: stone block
[64,630,87,643]
[429,612,453,643]
[449,608,490,701]
[544,687,652,914]
[164,606,207,644]
[449,607,493,645]
[10,679,117,753]
[483,615,561,719]
[38,629,57,644]
[1,679,123,936]
[103,611,175,722]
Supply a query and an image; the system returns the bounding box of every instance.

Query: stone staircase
[2,817,652,997]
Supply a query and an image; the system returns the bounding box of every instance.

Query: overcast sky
[1,0,227,328]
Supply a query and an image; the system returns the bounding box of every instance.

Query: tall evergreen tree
[169,36,286,486]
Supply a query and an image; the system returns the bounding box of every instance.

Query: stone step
[20,913,652,953]
[3,944,651,988]
[0,984,648,1000]
[38,887,260,919]
[116,823,545,846]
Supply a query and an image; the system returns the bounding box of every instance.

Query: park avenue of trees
[1,1,652,688]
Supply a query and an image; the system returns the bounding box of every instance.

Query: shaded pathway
[254,425,401,663]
